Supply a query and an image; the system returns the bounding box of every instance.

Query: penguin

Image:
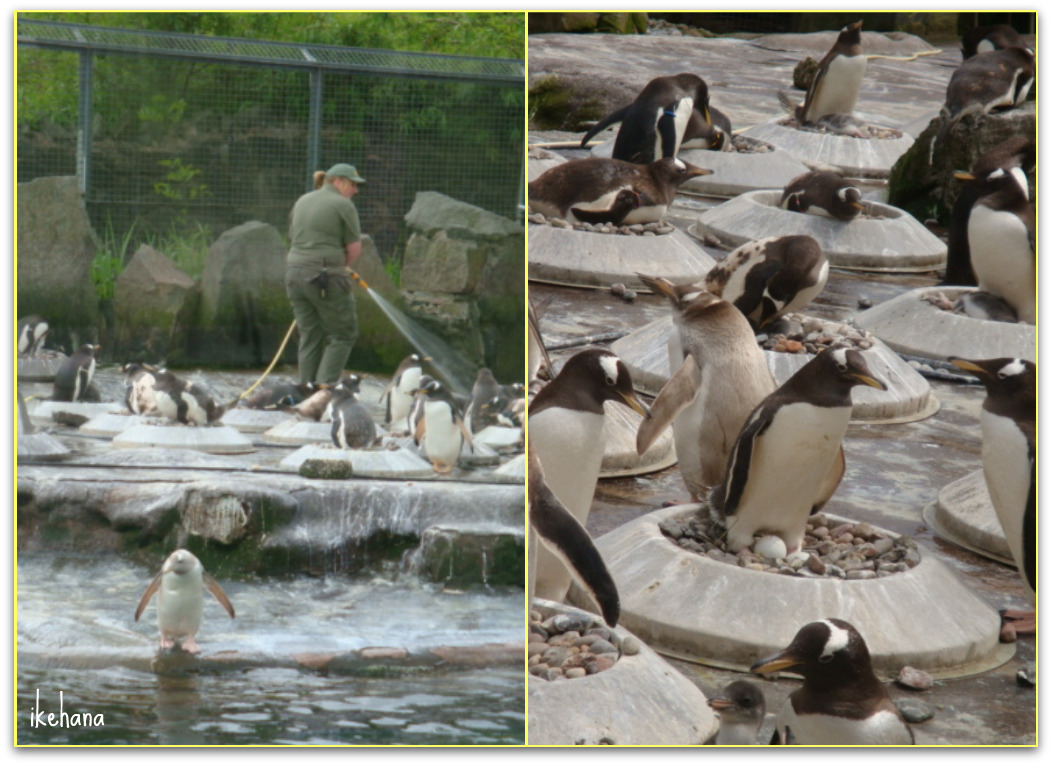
[529,348,650,602]
[706,680,767,745]
[379,353,429,433]
[579,73,714,164]
[183,380,223,426]
[785,20,867,124]
[465,368,504,434]
[943,135,1035,287]
[122,362,158,415]
[702,235,829,331]
[135,549,235,655]
[681,104,733,152]
[242,380,316,410]
[780,170,864,220]
[414,378,473,474]
[814,113,869,138]
[528,440,619,627]
[528,302,553,384]
[949,357,1035,637]
[330,374,377,449]
[751,619,915,745]
[942,47,1034,119]
[152,369,222,426]
[16,315,49,357]
[635,277,775,501]
[956,164,1035,324]
[569,188,642,226]
[52,344,99,402]
[711,346,886,554]
[290,383,334,421]
[961,24,1025,60]
[528,156,712,225]
[408,374,434,444]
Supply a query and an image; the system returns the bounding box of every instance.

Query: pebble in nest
[528,211,676,237]
[528,609,641,682]
[756,313,874,355]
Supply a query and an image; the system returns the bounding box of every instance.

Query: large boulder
[16,176,100,349]
[113,244,199,362]
[528,12,647,35]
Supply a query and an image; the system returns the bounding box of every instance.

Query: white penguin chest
[158,571,205,635]
[777,701,911,745]
[968,205,1034,321]
[528,407,605,523]
[392,369,423,422]
[423,400,462,458]
[809,54,867,119]
[980,409,1032,581]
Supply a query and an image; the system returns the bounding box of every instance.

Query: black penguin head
[550,349,651,418]
[839,19,863,45]
[837,184,864,215]
[750,618,873,686]
[826,346,887,391]
[949,357,1035,402]
[651,157,713,187]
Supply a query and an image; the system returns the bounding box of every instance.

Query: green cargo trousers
[285,265,359,384]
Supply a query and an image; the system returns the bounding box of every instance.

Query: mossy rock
[528,75,608,132]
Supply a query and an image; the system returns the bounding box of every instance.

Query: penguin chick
[814,113,869,138]
[780,170,864,220]
[788,20,866,124]
[942,47,1034,120]
[414,378,473,474]
[751,618,914,745]
[330,374,377,449]
[122,362,158,415]
[706,680,767,745]
[52,344,100,402]
[17,315,49,357]
[134,549,235,654]
[380,353,429,433]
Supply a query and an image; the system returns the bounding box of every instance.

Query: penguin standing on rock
[123,363,158,415]
[52,344,100,402]
[706,680,767,745]
[380,353,429,433]
[330,374,377,449]
[711,346,886,554]
[783,20,866,125]
[780,170,864,220]
[942,47,1034,119]
[751,619,914,745]
[414,378,473,474]
[17,315,49,357]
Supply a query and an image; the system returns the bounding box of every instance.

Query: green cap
[326,163,366,184]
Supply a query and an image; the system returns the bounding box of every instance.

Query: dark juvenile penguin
[635,278,775,501]
[330,374,377,449]
[465,368,504,434]
[52,344,100,402]
[528,156,712,225]
[789,20,867,124]
[703,235,829,331]
[570,188,641,225]
[243,380,315,410]
[123,363,158,415]
[17,315,49,357]
[528,302,553,384]
[380,353,429,433]
[529,349,650,602]
[712,346,886,554]
[152,369,222,426]
[579,73,714,164]
[942,47,1034,119]
[414,378,473,474]
[949,357,1035,638]
[706,680,767,745]
[780,170,864,220]
[961,24,1025,60]
[528,441,619,627]
[751,619,914,745]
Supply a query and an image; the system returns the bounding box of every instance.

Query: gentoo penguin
[330,374,377,449]
[942,47,1034,119]
[528,440,619,627]
[528,302,553,384]
[957,163,1035,324]
[465,368,504,433]
[134,549,235,654]
[152,369,222,426]
[814,112,868,138]
[408,374,434,443]
[528,156,712,225]
[52,344,99,402]
[751,619,914,745]
[786,20,867,124]
[635,277,775,501]
[289,383,334,421]
[122,363,158,415]
[570,188,642,226]
[703,235,829,330]
[578,73,714,164]
[242,380,315,410]
[380,353,429,433]
[961,24,1025,60]
[780,170,864,220]
[949,357,1035,637]
[706,680,767,745]
[414,378,473,474]
[17,315,49,356]
[711,346,886,553]
[681,105,733,152]
[529,349,650,602]
[943,136,1035,287]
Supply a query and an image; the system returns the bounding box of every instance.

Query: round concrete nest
[576,505,1012,680]
[854,287,1037,362]
[279,443,435,478]
[743,118,914,178]
[528,224,717,291]
[527,599,718,746]
[30,401,124,427]
[112,424,255,454]
[221,408,295,433]
[923,470,1012,566]
[610,315,937,424]
[692,190,946,272]
[262,419,332,445]
[600,398,676,478]
[79,412,154,437]
[17,352,69,381]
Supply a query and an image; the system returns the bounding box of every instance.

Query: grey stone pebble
[565,667,587,679]
[846,570,877,580]
[895,698,935,723]
[858,297,874,308]
[620,636,641,656]
[896,665,934,690]
[589,639,619,655]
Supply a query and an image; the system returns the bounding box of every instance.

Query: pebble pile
[756,313,875,355]
[729,135,775,154]
[659,511,921,580]
[782,117,904,140]
[528,610,641,682]
[527,212,676,237]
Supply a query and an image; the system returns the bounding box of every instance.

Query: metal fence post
[77,50,93,196]
[307,68,323,190]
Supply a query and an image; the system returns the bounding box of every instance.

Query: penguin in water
[528,156,712,225]
[784,20,867,125]
[330,374,377,449]
[780,170,864,220]
[122,363,158,415]
[703,235,829,331]
[949,357,1035,639]
[465,368,504,434]
[635,277,775,501]
[380,353,429,433]
[17,315,49,357]
[579,73,714,164]
[414,378,473,474]
[152,369,223,426]
[961,24,1025,60]
[942,47,1034,119]
[751,619,914,745]
[135,549,235,655]
[52,344,100,402]
[528,440,619,627]
[529,349,650,603]
[706,680,767,745]
[711,346,886,554]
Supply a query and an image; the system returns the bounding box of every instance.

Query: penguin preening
[751,619,914,745]
[17,315,49,357]
[949,357,1035,638]
[152,369,223,426]
[579,73,715,164]
[780,170,864,220]
[942,47,1034,120]
[380,353,429,433]
[711,346,885,554]
[414,378,473,474]
[783,20,866,125]
[706,680,767,745]
[961,24,1026,60]
[134,549,235,654]
[123,362,158,415]
[330,374,377,449]
[52,344,99,402]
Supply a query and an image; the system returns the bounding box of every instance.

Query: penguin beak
[703,105,712,127]
[850,201,865,211]
[750,649,802,675]
[949,357,987,379]
[954,171,976,182]
[619,390,651,419]
[849,20,863,31]
[850,372,887,391]
[687,164,714,179]
[707,696,738,712]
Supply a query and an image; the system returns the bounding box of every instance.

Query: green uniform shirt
[287,185,361,268]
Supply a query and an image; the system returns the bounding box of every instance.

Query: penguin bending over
[961,24,1026,61]
[243,380,316,410]
[330,374,377,449]
[414,378,473,474]
[780,170,864,220]
[380,353,429,433]
[942,47,1034,120]
[785,20,866,124]
[53,344,100,402]
[681,105,733,152]
[465,368,504,434]
[123,363,158,415]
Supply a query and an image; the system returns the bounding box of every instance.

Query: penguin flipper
[637,356,700,455]
[720,406,774,516]
[413,416,427,445]
[580,104,630,147]
[656,108,680,159]
[134,572,163,622]
[1023,452,1036,593]
[457,418,475,453]
[204,572,236,619]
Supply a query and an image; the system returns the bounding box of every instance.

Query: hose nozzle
[346,268,369,290]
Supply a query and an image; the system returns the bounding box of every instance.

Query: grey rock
[896,698,935,724]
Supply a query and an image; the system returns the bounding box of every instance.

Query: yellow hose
[238,320,298,400]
